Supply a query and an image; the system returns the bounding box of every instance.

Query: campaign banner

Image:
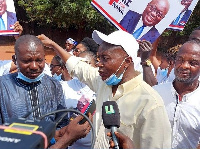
[91,0,184,43]
[0,0,19,36]
[168,0,199,31]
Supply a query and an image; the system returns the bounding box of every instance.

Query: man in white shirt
[153,40,200,148]
[38,30,171,149]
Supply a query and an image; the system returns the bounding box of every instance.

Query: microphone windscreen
[102,101,120,129]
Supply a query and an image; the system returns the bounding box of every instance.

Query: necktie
[132,25,146,39]
[0,15,6,30]
[172,13,181,25]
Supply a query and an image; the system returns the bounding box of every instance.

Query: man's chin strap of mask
[105,57,128,86]
[17,72,44,83]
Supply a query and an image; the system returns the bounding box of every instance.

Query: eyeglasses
[50,64,61,69]
[72,48,81,53]
[147,5,165,19]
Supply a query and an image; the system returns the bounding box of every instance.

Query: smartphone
[79,99,96,124]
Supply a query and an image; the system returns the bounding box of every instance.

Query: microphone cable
[39,109,95,149]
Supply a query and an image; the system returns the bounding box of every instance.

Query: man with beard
[120,0,170,43]
[153,40,200,148]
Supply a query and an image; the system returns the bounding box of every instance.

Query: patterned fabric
[0,72,65,124]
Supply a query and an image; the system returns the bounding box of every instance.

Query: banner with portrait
[0,0,19,36]
[168,0,199,31]
[91,0,184,43]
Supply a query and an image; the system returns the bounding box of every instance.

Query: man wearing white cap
[38,30,171,149]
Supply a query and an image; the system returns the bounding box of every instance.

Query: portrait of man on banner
[0,0,18,35]
[169,0,199,30]
[92,0,183,43]
[120,0,170,43]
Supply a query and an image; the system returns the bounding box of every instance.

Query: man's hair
[53,55,65,68]
[164,44,182,62]
[14,34,44,54]
[80,37,99,55]
[185,39,200,47]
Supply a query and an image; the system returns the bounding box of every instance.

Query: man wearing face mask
[0,35,93,149]
[38,30,171,149]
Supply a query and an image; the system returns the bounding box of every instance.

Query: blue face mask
[105,58,127,86]
[105,73,124,86]
[159,67,168,77]
[53,73,62,81]
[156,67,168,83]
[17,72,44,83]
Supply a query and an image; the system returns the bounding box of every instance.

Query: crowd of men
[0,3,200,149]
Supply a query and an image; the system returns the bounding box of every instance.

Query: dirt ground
[0,44,56,64]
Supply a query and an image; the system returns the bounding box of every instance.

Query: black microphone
[102,101,120,149]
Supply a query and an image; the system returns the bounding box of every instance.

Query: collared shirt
[66,56,171,149]
[153,82,200,149]
[0,72,65,124]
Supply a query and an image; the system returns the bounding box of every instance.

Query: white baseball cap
[92,30,139,61]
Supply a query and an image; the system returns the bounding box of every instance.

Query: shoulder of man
[7,11,17,19]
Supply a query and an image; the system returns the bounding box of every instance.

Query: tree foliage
[17,0,115,33]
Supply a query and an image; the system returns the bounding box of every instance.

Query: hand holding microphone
[102,101,120,149]
[107,131,134,149]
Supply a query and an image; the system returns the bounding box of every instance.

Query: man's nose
[181,61,190,69]
[96,61,104,67]
[30,61,39,70]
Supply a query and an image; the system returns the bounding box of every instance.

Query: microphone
[102,101,120,149]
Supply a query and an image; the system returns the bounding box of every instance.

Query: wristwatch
[140,59,151,67]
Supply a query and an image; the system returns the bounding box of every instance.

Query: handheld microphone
[102,101,120,149]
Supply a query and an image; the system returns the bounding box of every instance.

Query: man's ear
[124,56,132,68]
[12,55,17,65]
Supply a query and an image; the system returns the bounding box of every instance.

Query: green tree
[17,0,115,37]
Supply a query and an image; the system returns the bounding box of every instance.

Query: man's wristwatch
[140,59,151,67]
